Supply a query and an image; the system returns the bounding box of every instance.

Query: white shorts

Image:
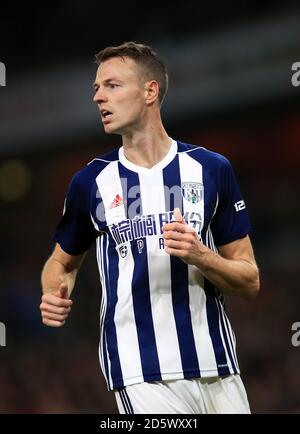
[115,375,250,414]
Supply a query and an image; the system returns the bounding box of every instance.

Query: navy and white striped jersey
[54,139,252,390]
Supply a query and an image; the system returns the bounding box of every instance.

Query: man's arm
[197,235,259,299]
[40,243,86,327]
[163,210,259,299]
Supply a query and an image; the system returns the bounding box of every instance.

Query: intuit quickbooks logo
[0,322,6,346]
[0,62,6,86]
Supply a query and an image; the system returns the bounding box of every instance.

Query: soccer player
[40,42,260,414]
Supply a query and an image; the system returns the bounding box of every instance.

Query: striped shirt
[54,139,252,390]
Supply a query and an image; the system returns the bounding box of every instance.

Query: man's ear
[144,80,159,105]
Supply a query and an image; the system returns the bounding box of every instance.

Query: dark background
[0,0,300,413]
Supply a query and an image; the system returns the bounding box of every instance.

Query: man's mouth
[100,109,113,122]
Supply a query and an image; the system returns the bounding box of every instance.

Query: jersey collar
[119,138,177,174]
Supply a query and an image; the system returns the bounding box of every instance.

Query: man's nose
[93,88,108,104]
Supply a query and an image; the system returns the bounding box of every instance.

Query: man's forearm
[196,248,259,298]
[41,256,77,297]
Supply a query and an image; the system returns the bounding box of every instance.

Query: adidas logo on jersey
[109,194,124,209]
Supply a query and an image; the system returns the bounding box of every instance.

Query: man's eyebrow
[93,78,122,89]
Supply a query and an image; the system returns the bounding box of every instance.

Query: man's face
[93,57,146,135]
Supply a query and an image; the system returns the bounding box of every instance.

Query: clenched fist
[40,282,73,327]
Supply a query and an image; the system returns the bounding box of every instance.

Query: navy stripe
[90,180,108,230]
[104,233,124,389]
[163,155,200,376]
[222,308,239,369]
[205,227,238,374]
[118,388,129,414]
[204,278,231,376]
[95,148,119,162]
[96,239,104,370]
[123,388,134,414]
[189,151,231,376]
[216,299,238,374]
[118,163,161,382]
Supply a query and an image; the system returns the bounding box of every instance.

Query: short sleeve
[53,171,98,255]
[210,157,252,246]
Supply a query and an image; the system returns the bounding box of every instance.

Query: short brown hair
[95,41,169,106]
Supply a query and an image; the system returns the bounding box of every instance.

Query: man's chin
[103,125,118,134]
[103,124,123,135]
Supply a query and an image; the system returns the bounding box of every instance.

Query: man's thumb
[58,282,69,299]
[173,207,195,233]
[174,207,185,224]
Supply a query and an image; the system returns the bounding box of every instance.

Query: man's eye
[109,84,118,88]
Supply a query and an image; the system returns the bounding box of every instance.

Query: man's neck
[121,123,171,169]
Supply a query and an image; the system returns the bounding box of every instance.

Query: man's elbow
[243,268,260,299]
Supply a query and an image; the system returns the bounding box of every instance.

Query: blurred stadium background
[0,0,300,413]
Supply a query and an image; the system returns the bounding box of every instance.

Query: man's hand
[163,208,210,266]
[163,208,259,298]
[40,282,73,327]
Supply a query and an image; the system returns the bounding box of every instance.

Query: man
[40,42,260,414]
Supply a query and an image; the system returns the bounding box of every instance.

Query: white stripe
[178,146,206,154]
[113,238,144,381]
[178,152,218,373]
[96,161,143,383]
[178,152,204,237]
[90,212,104,233]
[139,169,183,377]
[118,389,129,414]
[88,157,118,165]
[209,228,217,253]
[188,268,220,373]
[206,226,210,248]
[96,234,114,388]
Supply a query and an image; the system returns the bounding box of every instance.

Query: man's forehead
[96,57,138,81]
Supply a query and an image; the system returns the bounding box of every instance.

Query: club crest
[119,245,128,258]
[181,182,203,204]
